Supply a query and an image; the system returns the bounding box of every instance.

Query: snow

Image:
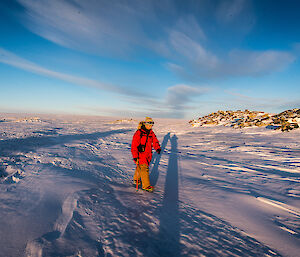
[0,114,299,257]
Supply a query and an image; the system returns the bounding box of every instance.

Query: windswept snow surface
[0,114,299,257]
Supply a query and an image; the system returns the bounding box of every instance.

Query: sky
[0,0,299,119]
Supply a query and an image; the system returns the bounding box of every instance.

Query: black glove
[133,158,138,163]
[156,149,161,154]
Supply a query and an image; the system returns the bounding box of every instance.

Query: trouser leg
[139,164,150,189]
[133,165,141,181]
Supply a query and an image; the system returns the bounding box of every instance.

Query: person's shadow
[158,134,180,256]
[150,133,170,186]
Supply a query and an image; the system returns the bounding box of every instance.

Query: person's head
[144,117,154,130]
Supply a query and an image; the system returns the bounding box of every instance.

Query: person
[131,117,161,192]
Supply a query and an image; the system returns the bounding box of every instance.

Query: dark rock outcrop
[190,108,300,132]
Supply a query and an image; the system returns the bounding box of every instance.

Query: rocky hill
[189,109,300,132]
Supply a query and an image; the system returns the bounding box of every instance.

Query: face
[145,122,153,130]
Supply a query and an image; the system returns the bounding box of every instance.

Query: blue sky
[0,0,299,119]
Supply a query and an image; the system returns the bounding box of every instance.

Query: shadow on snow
[150,132,170,186]
[0,129,131,155]
[157,134,181,256]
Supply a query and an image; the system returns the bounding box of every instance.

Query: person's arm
[131,130,141,162]
[152,132,161,154]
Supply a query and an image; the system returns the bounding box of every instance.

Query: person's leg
[139,164,151,189]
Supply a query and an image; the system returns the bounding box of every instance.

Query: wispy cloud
[13,0,297,80]
[224,90,300,112]
[16,0,157,57]
[94,84,209,119]
[150,84,209,119]
[169,30,218,70]
[167,39,296,80]
[293,42,300,55]
[224,50,296,76]
[0,47,143,97]
[0,46,208,118]
[166,84,207,110]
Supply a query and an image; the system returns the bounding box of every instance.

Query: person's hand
[156,149,161,154]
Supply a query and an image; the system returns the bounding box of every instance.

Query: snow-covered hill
[0,114,299,257]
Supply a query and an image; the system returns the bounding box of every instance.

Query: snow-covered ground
[0,114,299,257]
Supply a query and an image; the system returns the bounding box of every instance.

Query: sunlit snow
[0,114,299,257]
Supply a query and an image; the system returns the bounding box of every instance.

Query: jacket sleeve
[152,131,161,151]
[131,130,141,159]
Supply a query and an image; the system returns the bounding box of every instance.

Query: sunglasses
[145,121,154,125]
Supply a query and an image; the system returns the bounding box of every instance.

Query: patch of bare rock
[189,108,300,132]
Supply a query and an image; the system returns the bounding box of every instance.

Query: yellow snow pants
[134,164,150,189]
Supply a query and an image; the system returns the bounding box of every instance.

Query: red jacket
[131,128,161,165]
